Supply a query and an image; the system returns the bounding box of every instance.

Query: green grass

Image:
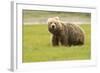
[22,24,91,63]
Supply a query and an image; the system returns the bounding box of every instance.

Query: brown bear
[47,17,85,46]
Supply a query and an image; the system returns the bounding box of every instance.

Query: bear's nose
[52,25,55,29]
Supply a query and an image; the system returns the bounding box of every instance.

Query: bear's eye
[49,22,52,24]
[54,22,57,25]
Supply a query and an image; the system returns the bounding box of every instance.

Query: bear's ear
[54,16,59,20]
[47,18,52,24]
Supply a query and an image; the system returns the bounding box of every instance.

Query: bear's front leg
[60,36,68,46]
[52,35,59,46]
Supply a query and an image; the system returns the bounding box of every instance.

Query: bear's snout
[52,25,55,29]
[51,24,56,29]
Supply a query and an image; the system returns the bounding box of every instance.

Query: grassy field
[22,24,91,63]
[23,10,91,18]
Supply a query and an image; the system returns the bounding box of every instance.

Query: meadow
[22,24,91,63]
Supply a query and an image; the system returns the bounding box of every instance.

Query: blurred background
[23,10,91,25]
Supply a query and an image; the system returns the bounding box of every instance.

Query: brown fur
[47,17,85,46]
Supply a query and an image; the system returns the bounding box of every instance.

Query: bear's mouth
[49,27,55,32]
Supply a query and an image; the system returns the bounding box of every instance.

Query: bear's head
[47,17,63,35]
